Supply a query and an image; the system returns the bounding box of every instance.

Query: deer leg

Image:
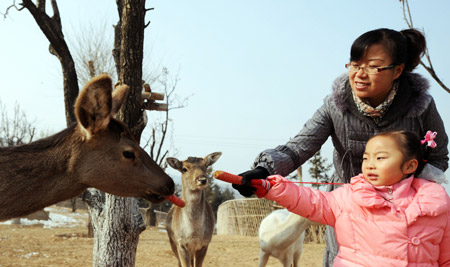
[293,246,302,267]
[194,245,209,267]
[177,245,192,267]
[293,233,305,267]
[276,250,294,267]
[258,250,270,267]
[292,253,300,267]
[168,238,182,267]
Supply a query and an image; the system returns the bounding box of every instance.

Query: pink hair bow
[421,131,437,148]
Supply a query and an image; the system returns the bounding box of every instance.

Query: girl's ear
[403,159,418,175]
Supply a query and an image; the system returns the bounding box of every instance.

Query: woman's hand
[231,167,270,197]
[240,167,270,184]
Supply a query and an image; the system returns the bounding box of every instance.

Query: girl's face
[362,135,417,186]
[348,44,404,107]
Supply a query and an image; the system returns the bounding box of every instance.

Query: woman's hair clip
[421,131,437,149]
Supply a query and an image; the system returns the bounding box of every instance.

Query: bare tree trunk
[147,204,157,226]
[86,1,147,266]
[84,190,146,266]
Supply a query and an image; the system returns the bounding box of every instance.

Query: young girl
[245,130,450,266]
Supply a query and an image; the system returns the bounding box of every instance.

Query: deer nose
[157,178,175,196]
[167,179,175,194]
[198,177,207,185]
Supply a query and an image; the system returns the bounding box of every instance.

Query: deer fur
[258,209,312,267]
[0,74,175,221]
[165,152,221,267]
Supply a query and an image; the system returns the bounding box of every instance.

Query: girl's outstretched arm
[264,175,343,227]
[213,171,344,226]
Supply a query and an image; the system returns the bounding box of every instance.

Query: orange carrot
[213,170,243,185]
[165,195,186,208]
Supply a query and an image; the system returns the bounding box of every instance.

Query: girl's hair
[369,130,431,176]
[350,28,426,73]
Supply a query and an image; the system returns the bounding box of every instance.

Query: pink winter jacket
[264,174,450,267]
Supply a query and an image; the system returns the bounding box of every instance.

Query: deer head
[0,74,177,221]
[73,74,175,202]
[167,152,222,191]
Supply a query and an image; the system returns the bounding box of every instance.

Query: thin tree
[0,101,37,147]
[308,150,332,190]
[140,67,191,225]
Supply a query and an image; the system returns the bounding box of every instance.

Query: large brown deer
[165,152,221,267]
[0,74,175,221]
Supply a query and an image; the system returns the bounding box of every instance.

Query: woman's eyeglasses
[345,63,396,75]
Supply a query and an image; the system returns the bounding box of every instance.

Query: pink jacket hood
[265,174,450,266]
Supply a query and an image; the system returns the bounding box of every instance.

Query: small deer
[0,74,175,221]
[258,209,312,267]
[165,152,221,267]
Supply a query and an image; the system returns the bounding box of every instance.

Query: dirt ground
[0,207,325,267]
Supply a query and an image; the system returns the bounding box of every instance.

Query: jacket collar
[351,174,449,225]
[332,73,432,126]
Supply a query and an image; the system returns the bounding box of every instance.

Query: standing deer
[165,152,221,267]
[0,74,175,221]
[258,209,312,267]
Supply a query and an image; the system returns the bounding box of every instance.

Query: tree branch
[20,0,80,124]
[143,7,153,29]
[400,0,449,93]
[1,1,24,18]
[36,0,45,12]
[150,128,156,159]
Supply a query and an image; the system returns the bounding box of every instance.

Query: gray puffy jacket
[254,73,448,188]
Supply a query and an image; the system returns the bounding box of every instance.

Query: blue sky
[1,1,449,193]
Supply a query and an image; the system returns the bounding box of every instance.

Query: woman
[233,28,449,266]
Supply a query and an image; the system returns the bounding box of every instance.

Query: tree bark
[84,190,146,266]
[86,1,147,266]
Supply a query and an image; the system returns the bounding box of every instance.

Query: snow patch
[0,206,88,228]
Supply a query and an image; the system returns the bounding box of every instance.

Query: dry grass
[0,206,325,267]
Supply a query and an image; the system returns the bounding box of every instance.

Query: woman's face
[348,44,404,107]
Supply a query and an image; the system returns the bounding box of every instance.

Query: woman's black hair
[369,130,431,177]
[350,28,426,73]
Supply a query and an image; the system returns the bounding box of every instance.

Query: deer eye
[123,151,136,160]
[182,167,188,173]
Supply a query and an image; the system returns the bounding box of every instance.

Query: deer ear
[75,74,113,139]
[111,84,129,116]
[204,152,222,166]
[166,157,183,171]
